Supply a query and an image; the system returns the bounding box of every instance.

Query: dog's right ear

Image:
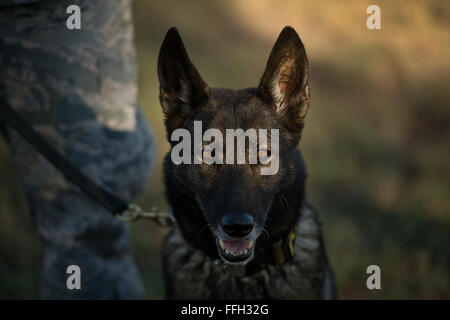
[158,27,208,134]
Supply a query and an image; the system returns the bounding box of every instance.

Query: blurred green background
[0,0,449,299]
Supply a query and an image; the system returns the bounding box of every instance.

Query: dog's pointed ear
[259,26,310,132]
[158,27,208,133]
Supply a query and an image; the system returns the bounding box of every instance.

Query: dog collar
[273,224,298,264]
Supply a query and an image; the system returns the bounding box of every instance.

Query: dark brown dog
[158,26,336,299]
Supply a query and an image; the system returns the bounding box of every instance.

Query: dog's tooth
[219,239,225,249]
[248,240,254,249]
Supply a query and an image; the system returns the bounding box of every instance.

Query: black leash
[0,104,172,226]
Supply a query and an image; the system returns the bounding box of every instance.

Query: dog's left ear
[259,26,310,132]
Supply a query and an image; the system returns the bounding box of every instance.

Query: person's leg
[0,0,155,299]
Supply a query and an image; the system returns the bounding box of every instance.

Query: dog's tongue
[223,240,249,253]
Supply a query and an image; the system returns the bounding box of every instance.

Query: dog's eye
[200,145,221,165]
[203,148,213,160]
[258,147,271,159]
[258,149,268,158]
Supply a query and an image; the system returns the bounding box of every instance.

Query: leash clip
[116,204,142,222]
[116,204,173,227]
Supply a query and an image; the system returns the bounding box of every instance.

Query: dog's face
[158,27,310,264]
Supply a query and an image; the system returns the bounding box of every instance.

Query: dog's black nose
[221,214,254,238]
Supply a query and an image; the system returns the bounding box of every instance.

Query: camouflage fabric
[0,0,156,299]
[0,0,42,7]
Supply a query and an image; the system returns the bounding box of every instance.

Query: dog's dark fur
[158,26,336,299]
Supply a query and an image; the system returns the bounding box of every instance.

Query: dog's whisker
[277,194,289,217]
[172,191,186,203]
[197,223,214,242]
[281,194,290,210]
[260,226,269,240]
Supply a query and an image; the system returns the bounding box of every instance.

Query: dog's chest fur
[162,205,333,299]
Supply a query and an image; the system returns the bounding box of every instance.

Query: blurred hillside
[0,0,449,299]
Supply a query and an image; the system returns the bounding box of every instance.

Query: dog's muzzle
[216,213,257,264]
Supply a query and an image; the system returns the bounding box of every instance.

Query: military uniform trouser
[0,0,155,298]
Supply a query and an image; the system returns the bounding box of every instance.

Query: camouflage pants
[0,0,155,298]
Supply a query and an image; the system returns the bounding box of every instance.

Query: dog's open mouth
[216,238,255,263]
